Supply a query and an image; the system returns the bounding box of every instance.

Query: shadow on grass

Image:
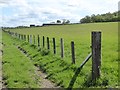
[67,66,83,89]
[67,53,92,89]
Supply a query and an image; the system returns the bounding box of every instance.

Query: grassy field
[4,22,118,88]
[2,32,40,88]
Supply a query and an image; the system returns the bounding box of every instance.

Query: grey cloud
[0,0,12,5]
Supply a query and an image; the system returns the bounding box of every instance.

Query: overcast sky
[0,0,119,27]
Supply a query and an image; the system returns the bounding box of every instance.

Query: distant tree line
[80,11,120,23]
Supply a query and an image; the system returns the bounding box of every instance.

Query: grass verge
[2,32,40,88]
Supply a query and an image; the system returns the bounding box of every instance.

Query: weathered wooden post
[25,35,26,41]
[33,35,35,45]
[30,35,32,44]
[23,35,25,40]
[17,33,18,38]
[24,35,26,41]
[71,41,75,64]
[19,34,20,40]
[21,34,22,40]
[23,34,24,40]
[22,34,23,40]
[53,38,56,54]
[16,33,18,39]
[22,34,24,40]
[20,34,21,40]
[27,35,29,43]
[47,37,50,50]
[20,34,22,40]
[60,38,64,58]
[38,35,40,48]
[92,31,101,81]
[15,33,17,38]
[43,36,45,48]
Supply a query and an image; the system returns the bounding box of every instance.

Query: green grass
[5,22,118,88]
[2,32,40,88]
[0,28,2,49]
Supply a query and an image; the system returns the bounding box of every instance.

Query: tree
[65,20,70,24]
[62,19,70,24]
[80,11,119,23]
[56,20,61,23]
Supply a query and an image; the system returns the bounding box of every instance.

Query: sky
[0,0,119,27]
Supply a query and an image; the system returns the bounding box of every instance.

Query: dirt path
[17,46,60,88]
[35,67,59,88]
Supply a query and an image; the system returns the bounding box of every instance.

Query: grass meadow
[3,22,118,88]
[2,32,40,88]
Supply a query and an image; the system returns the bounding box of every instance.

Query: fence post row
[60,38,64,58]
[7,31,102,82]
[71,41,75,64]
[53,38,56,54]
[92,31,101,81]
[47,37,50,50]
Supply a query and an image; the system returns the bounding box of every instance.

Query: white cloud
[0,0,119,27]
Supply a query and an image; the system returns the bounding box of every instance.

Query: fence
[4,30,101,81]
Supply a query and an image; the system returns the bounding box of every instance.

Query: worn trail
[17,46,60,88]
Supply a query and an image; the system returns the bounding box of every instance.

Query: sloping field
[4,22,118,88]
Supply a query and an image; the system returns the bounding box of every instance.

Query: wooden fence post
[19,34,20,40]
[43,36,45,48]
[53,38,56,54]
[30,35,32,44]
[17,33,18,39]
[15,33,17,38]
[24,35,26,41]
[92,31,101,81]
[60,38,64,58]
[22,34,23,40]
[20,34,22,40]
[23,35,24,40]
[38,35,40,48]
[71,41,75,64]
[47,37,50,50]
[27,35,29,43]
[16,33,18,39]
[33,35,35,45]
[23,35,25,40]
[20,34,21,40]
